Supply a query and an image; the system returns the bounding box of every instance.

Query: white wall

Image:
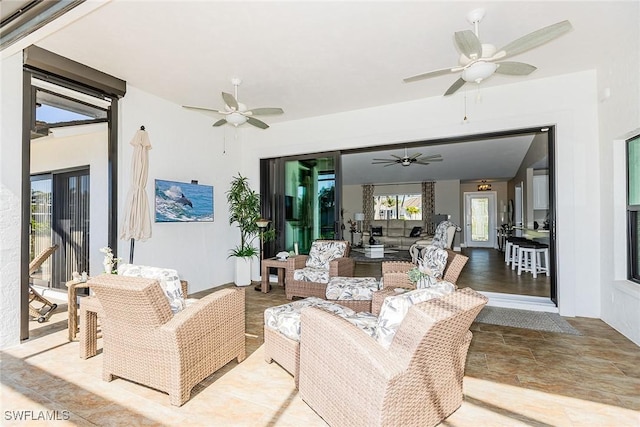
[597,3,640,345]
[0,52,23,349]
[117,86,241,294]
[30,124,109,277]
[242,71,601,320]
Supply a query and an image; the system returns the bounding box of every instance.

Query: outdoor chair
[382,248,469,289]
[28,245,59,323]
[88,274,246,406]
[298,287,488,427]
[284,240,354,300]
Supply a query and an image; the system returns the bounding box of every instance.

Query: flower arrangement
[99,247,121,274]
[347,219,357,233]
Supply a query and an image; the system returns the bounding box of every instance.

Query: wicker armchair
[382,248,469,289]
[284,240,354,300]
[298,288,488,427]
[88,274,246,406]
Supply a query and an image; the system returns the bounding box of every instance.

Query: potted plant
[226,173,273,285]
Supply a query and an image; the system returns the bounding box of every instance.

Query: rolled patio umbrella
[120,126,152,263]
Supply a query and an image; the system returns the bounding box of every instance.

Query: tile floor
[1,282,639,426]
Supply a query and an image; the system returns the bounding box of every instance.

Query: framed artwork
[155,179,214,222]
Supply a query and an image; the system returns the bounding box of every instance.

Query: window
[627,134,640,283]
[373,194,421,220]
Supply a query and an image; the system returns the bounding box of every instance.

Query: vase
[369,236,376,245]
[234,257,252,286]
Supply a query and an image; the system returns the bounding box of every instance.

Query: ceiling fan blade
[212,119,227,127]
[444,77,466,96]
[455,30,482,59]
[497,20,572,59]
[495,61,537,76]
[409,153,422,159]
[390,154,403,160]
[414,161,431,165]
[182,105,219,113]
[383,163,398,167]
[403,67,456,83]
[372,160,396,163]
[222,92,239,110]
[420,158,443,162]
[247,117,269,129]
[247,107,284,116]
[422,154,442,159]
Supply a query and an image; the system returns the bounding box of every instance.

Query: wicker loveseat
[284,240,354,300]
[298,288,488,427]
[88,274,246,406]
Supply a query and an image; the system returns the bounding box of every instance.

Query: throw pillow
[371,226,383,236]
[374,283,456,348]
[306,240,347,270]
[409,226,423,238]
[419,245,448,278]
[118,264,186,314]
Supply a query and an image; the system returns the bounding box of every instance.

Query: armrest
[161,287,244,344]
[329,257,355,277]
[300,306,404,383]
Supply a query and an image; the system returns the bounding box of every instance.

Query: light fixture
[225,112,248,127]
[256,218,270,229]
[461,61,497,83]
[477,181,491,191]
[354,213,365,233]
[255,218,271,292]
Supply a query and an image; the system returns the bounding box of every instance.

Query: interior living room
[1,1,639,426]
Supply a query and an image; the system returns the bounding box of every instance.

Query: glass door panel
[30,175,53,286]
[284,156,337,254]
[464,192,496,248]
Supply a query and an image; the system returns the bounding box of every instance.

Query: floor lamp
[255,218,270,291]
[354,213,365,245]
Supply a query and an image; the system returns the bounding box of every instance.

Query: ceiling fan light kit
[182,78,284,129]
[403,8,572,96]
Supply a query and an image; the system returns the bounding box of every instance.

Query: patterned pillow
[306,241,347,270]
[118,264,186,314]
[409,226,423,238]
[374,282,455,349]
[419,245,448,278]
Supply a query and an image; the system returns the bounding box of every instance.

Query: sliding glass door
[262,152,341,256]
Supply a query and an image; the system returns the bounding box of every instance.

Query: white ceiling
[24,1,636,183]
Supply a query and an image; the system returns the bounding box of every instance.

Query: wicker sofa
[298,288,488,427]
[88,274,246,406]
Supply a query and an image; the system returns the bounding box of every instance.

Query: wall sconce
[477,181,491,191]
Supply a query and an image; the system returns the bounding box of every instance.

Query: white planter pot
[234,257,252,286]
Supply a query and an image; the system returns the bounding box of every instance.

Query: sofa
[362,219,428,249]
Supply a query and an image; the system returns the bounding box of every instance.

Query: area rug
[349,247,412,263]
[475,306,582,335]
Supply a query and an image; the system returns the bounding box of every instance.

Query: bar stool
[517,242,549,278]
[534,244,550,277]
[505,237,526,268]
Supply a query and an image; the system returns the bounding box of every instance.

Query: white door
[464,192,497,248]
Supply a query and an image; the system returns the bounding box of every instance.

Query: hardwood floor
[458,247,551,298]
[355,247,551,298]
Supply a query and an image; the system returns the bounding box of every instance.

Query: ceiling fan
[372,148,443,167]
[403,8,572,96]
[182,78,283,129]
